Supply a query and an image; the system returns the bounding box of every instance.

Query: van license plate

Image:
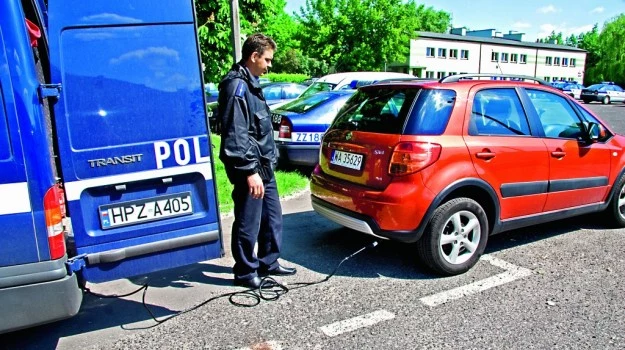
[99,192,193,230]
[330,150,363,170]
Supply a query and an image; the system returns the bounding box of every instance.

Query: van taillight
[44,184,66,260]
[279,117,292,139]
[389,142,441,176]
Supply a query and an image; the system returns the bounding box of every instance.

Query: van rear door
[47,0,223,282]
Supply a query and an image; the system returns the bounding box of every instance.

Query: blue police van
[0,0,223,333]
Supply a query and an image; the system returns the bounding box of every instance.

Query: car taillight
[279,117,292,139]
[44,184,66,259]
[389,142,441,176]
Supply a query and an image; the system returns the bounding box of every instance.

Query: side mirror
[586,122,601,143]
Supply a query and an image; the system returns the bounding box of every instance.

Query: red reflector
[389,142,441,176]
[44,184,66,260]
[279,117,292,139]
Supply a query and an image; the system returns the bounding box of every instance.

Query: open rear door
[47,0,223,282]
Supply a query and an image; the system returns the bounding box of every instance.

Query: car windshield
[279,92,337,114]
[299,82,337,99]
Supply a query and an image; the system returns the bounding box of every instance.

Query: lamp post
[229,0,241,63]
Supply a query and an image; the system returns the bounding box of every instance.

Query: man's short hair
[241,33,277,62]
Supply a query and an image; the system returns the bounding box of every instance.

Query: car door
[48,0,223,282]
[611,85,625,102]
[464,87,549,219]
[524,88,611,211]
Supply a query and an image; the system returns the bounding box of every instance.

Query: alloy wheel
[438,210,481,265]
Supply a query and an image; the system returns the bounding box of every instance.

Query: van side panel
[0,0,57,266]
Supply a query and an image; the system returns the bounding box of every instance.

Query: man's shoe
[233,276,262,288]
[260,265,297,276]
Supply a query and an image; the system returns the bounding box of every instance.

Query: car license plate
[330,150,363,170]
[99,192,193,230]
[292,132,324,143]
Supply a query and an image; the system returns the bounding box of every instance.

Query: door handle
[476,152,496,160]
[551,151,566,158]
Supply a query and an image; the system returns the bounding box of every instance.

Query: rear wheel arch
[434,179,499,235]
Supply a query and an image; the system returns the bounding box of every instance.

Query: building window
[491,51,499,62]
[438,48,447,58]
[437,71,446,79]
[501,53,509,63]
[570,58,576,67]
[450,49,458,59]
[511,53,518,63]
[561,77,567,81]
[520,54,527,64]
[568,77,575,81]
[449,72,457,76]
[545,56,552,65]
[545,76,550,82]
[426,71,435,78]
[554,57,561,66]
[426,47,435,57]
[461,50,469,59]
[562,57,569,67]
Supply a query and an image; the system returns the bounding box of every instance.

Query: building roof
[416,31,587,53]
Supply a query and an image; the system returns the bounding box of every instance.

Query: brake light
[44,184,66,259]
[389,142,441,176]
[279,117,292,139]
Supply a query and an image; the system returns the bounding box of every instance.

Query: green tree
[565,34,578,47]
[595,14,625,85]
[540,30,564,45]
[578,24,602,84]
[195,0,281,83]
[296,0,451,72]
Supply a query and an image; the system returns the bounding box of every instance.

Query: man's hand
[247,173,264,199]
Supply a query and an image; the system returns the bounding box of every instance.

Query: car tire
[602,96,610,104]
[416,197,489,276]
[605,173,625,227]
[582,99,590,104]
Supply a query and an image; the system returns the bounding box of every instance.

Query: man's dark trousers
[230,176,282,281]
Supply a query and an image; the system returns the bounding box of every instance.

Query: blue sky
[284,0,625,41]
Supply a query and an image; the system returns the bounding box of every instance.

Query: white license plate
[99,192,193,229]
[292,132,324,143]
[330,150,364,170]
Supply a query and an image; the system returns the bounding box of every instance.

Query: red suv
[311,74,625,275]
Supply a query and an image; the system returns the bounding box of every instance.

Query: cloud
[537,5,559,14]
[590,7,604,14]
[537,23,595,39]
[512,22,532,29]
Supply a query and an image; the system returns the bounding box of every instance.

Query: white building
[390,28,587,83]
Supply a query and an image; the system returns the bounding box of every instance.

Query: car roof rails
[440,73,551,86]
[374,77,436,84]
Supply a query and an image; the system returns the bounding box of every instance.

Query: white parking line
[420,255,533,307]
[319,309,395,337]
[236,341,282,350]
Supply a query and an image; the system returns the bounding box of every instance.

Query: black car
[580,82,625,104]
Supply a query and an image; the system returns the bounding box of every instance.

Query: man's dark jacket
[218,63,277,183]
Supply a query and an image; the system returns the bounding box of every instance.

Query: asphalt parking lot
[2,102,624,350]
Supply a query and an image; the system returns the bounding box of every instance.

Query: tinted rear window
[404,89,456,135]
[300,82,336,99]
[331,88,455,135]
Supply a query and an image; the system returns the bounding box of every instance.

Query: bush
[265,73,310,84]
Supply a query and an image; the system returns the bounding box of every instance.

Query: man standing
[218,33,296,288]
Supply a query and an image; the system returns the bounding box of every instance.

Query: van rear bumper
[0,259,82,334]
